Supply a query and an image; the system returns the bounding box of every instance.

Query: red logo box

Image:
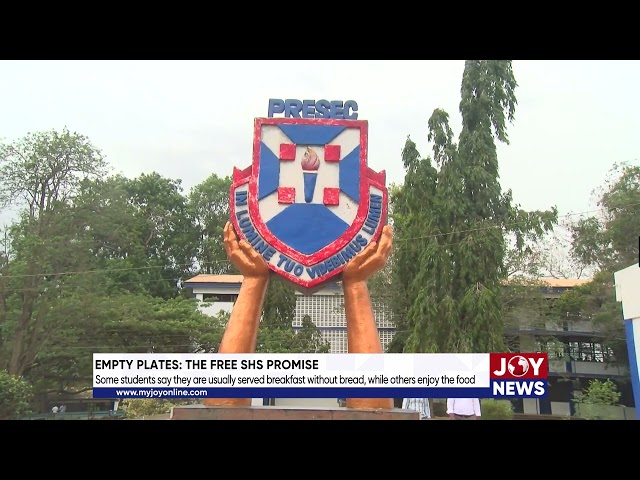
[490,353,548,379]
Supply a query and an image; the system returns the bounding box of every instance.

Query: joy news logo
[489,353,549,398]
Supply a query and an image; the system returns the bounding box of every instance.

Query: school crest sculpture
[230,112,388,293]
[206,99,394,411]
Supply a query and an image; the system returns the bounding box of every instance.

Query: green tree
[71,175,164,297]
[570,163,640,273]
[386,142,439,352]
[295,315,330,353]
[262,278,297,328]
[0,128,108,376]
[366,183,403,352]
[573,379,622,420]
[553,272,627,364]
[0,129,227,402]
[188,174,234,274]
[575,378,621,405]
[121,398,196,419]
[124,172,199,298]
[72,172,201,299]
[0,370,33,419]
[392,61,557,354]
[554,163,640,365]
[20,292,224,398]
[255,278,329,353]
[480,399,514,420]
[256,315,329,353]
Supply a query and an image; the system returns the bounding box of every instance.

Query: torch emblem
[301,146,320,203]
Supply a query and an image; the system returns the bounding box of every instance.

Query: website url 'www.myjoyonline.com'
[115,389,208,398]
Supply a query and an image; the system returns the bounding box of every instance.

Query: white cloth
[402,398,431,419]
[447,398,481,416]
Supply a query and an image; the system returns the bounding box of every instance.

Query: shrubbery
[0,370,33,419]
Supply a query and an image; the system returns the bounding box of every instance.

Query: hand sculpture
[341,225,394,410]
[342,225,393,284]
[204,222,270,407]
[222,222,269,280]
[205,223,395,411]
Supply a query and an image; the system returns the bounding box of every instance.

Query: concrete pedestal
[170,404,420,420]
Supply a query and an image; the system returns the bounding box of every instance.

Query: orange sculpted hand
[342,225,393,284]
[223,222,269,279]
[342,224,394,410]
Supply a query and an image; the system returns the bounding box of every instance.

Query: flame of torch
[301,147,320,203]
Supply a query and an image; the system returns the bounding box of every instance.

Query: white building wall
[198,301,234,316]
[292,285,395,353]
[187,281,395,410]
[189,282,396,354]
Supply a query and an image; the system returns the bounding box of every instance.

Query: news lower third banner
[92,353,548,399]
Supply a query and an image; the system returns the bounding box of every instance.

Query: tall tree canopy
[188,173,234,275]
[553,162,640,364]
[0,128,108,376]
[391,61,558,354]
[0,127,307,408]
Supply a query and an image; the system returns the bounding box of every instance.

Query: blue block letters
[268,99,358,120]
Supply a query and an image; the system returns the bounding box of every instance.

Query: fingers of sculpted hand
[343,225,393,281]
[223,222,269,277]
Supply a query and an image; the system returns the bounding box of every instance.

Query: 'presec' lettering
[268,99,358,119]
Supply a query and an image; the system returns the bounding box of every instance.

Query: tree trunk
[8,278,37,376]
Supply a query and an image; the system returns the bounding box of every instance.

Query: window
[535,340,615,363]
[291,293,397,353]
[534,340,565,359]
[202,293,238,303]
[321,330,348,353]
[568,341,614,362]
[293,294,395,329]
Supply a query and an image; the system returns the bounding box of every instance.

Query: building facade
[505,278,636,419]
[184,274,636,418]
[184,274,395,353]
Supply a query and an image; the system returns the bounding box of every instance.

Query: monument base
[170,404,420,420]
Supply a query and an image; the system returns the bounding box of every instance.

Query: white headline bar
[94,353,490,389]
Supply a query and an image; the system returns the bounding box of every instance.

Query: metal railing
[23,411,125,420]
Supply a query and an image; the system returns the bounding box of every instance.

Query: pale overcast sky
[1,60,638,224]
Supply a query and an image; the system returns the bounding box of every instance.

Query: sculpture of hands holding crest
[204,222,394,410]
